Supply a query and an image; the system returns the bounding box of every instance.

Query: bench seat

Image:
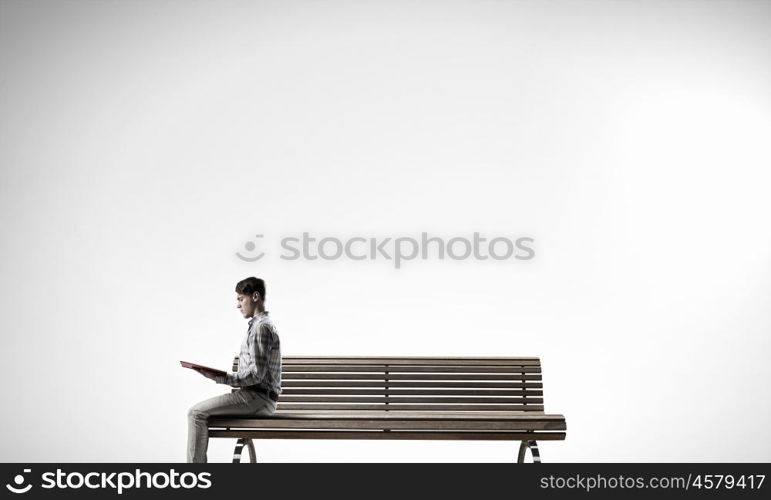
[210,411,566,435]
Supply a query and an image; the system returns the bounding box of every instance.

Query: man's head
[235,277,266,318]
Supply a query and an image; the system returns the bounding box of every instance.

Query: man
[187,277,282,463]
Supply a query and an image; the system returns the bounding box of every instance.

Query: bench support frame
[232,438,256,463]
[517,440,541,463]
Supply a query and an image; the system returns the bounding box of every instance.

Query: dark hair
[235,277,266,302]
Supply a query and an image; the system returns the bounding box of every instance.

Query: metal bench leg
[232,438,257,463]
[517,440,541,463]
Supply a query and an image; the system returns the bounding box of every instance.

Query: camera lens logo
[5,469,32,494]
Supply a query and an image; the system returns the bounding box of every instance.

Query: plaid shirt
[215,311,282,396]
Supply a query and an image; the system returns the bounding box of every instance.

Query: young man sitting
[186,277,282,463]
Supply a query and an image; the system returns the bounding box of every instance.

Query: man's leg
[187,389,275,463]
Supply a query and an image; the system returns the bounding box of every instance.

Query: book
[180,360,227,377]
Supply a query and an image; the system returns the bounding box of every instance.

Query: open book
[180,361,227,377]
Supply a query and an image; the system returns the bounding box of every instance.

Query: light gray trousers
[187,388,277,463]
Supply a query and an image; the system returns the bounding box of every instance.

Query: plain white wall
[1,0,769,462]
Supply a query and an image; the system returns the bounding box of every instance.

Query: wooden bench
[208,356,566,463]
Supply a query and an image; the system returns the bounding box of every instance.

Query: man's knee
[188,406,208,421]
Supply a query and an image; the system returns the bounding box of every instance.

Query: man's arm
[217,323,274,387]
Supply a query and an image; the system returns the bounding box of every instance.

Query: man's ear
[252,293,260,303]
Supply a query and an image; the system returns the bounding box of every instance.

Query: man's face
[236,293,258,318]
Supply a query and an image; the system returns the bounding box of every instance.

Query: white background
[1,0,769,462]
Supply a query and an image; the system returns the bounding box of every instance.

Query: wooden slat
[273,404,545,411]
[209,430,566,441]
[282,381,543,388]
[283,356,540,360]
[280,389,543,396]
[209,419,566,431]
[282,373,542,381]
[215,411,564,420]
[278,397,544,404]
[282,365,541,373]
[282,357,540,366]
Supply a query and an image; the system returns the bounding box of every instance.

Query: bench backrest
[234,356,546,412]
